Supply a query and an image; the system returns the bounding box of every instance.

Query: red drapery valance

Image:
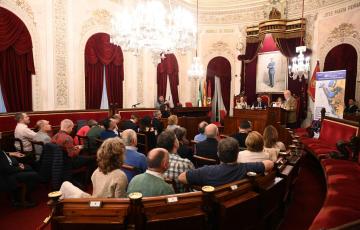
[206,56,231,112]
[85,33,124,109]
[0,7,34,112]
[157,53,179,105]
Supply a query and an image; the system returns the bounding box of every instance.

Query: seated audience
[252,96,266,109]
[160,104,170,118]
[0,150,40,207]
[157,130,194,193]
[178,137,274,187]
[74,119,97,145]
[139,116,154,132]
[51,119,89,169]
[100,118,117,140]
[127,148,175,197]
[344,98,358,114]
[86,120,105,154]
[121,129,147,182]
[237,131,270,163]
[152,110,164,135]
[263,125,286,162]
[235,96,247,109]
[195,124,219,161]
[194,121,208,142]
[33,120,52,160]
[111,114,121,135]
[174,127,193,161]
[120,114,139,132]
[166,115,180,131]
[231,120,252,148]
[60,138,128,198]
[14,112,36,152]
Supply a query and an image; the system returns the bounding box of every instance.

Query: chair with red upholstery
[260,94,271,106]
[185,102,193,107]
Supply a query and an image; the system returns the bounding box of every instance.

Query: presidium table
[224,107,287,136]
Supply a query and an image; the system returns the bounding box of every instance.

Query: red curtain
[206,57,231,111]
[156,54,179,104]
[85,33,124,109]
[324,44,357,103]
[0,7,35,112]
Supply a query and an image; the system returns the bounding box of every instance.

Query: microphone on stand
[132,102,141,108]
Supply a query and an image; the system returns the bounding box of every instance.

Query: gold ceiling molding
[245,16,306,43]
[326,23,360,44]
[11,0,36,25]
[81,9,112,37]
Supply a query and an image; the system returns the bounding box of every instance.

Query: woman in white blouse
[235,96,248,109]
[237,131,270,163]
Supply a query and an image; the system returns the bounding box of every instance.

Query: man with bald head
[121,129,147,182]
[282,90,297,128]
[195,123,219,161]
[127,148,174,197]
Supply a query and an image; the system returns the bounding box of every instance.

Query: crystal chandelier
[110,0,196,55]
[288,46,310,81]
[187,0,204,79]
[288,0,311,81]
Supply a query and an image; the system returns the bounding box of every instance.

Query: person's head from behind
[157,130,179,154]
[168,115,178,125]
[218,137,239,163]
[198,121,208,134]
[263,125,279,148]
[245,131,264,152]
[147,148,169,173]
[36,120,51,132]
[97,137,125,174]
[103,118,115,131]
[205,123,218,139]
[87,119,98,128]
[130,114,139,123]
[239,120,252,133]
[140,116,152,128]
[111,114,121,124]
[284,90,291,100]
[174,127,187,143]
[60,119,74,134]
[121,129,137,147]
[154,110,162,119]
[15,112,30,124]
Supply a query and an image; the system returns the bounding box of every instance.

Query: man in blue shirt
[121,129,147,182]
[100,118,117,140]
[178,137,274,187]
[194,121,208,142]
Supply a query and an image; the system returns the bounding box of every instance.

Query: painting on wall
[256,51,287,93]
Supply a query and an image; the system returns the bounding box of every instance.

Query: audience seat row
[45,169,294,230]
[294,116,360,229]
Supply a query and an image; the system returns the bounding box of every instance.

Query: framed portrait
[256,51,287,93]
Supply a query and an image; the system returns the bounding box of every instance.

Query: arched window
[324,44,357,102]
[0,7,35,112]
[85,33,124,109]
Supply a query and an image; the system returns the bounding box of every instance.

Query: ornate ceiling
[179,0,269,10]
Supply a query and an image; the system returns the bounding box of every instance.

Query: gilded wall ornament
[81,9,112,37]
[14,0,35,25]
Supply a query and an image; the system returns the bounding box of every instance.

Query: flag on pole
[197,81,203,107]
[203,80,207,106]
[308,60,320,101]
[206,80,212,106]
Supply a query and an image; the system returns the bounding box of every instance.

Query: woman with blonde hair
[166,115,180,131]
[60,137,128,198]
[263,125,286,161]
[237,131,270,163]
